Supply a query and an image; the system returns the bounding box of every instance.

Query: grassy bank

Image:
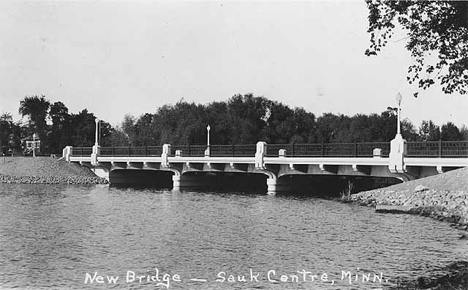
[0,156,107,184]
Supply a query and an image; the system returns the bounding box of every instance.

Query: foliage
[0,113,21,154]
[441,122,462,141]
[11,96,116,154]
[119,93,467,146]
[49,101,72,153]
[419,120,440,141]
[18,95,50,139]
[365,1,468,96]
[4,94,468,155]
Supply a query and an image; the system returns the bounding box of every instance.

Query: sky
[1,0,467,129]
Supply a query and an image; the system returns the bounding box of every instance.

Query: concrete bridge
[63,136,468,195]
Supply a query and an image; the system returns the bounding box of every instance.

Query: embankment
[351,167,468,230]
[0,157,107,185]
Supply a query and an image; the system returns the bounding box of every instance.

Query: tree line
[0,95,116,155]
[0,94,467,155]
[119,93,467,146]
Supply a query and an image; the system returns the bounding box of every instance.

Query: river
[0,184,467,290]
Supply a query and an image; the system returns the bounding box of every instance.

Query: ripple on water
[0,184,467,289]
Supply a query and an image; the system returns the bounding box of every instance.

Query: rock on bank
[0,157,107,185]
[351,167,468,227]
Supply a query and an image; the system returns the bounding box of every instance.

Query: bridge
[63,136,468,195]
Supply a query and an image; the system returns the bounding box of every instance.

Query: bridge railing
[266,142,390,157]
[72,147,93,157]
[69,141,467,158]
[100,146,163,156]
[171,145,205,157]
[407,141,468,158]
[170,144,258,157]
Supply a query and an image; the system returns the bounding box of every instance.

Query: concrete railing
[64,141,468,159]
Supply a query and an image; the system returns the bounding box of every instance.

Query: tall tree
[134,113,157,145]
[121,114,137,145]
[205,101,231,145]
[0,113,13,154]
[419,120,440,141]
[441,122,462,141]
[227,94,270,144]
[401,119,419,141]
[18,95,50,139]
[0,113,22,154]
[70,109,97,146]
[460,125,468,141]
[315,113,351,143]
[365,1,468,96]
[49,101,71,153]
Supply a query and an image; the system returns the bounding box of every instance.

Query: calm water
[0,184,467,290]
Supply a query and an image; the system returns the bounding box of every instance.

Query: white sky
[0,0,467,128]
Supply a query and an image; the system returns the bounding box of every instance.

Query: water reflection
[0,184,467,289]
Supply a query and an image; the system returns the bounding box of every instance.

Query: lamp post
[204,125,211,157]
[32,133,37,157]
[396,92,402,136]
[95,118,99,147]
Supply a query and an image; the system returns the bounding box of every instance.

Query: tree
[134,113,157,145]
[0,113,13,154]
[98,121,114,146]
[0,113,21,154]
[460,125,468,141]
[103,126,129,146]
[262,101,295,143]
[18,95,50,139]
[205,101,232,145]
[349,114,373,142]
[419,120,440,141]
[227,94,270,144]
[291,107,316,143]
[70,109,97,146]
[441,122,462,140]
[365,1,468,96]
[401,118,419,141]
[121,114,137,145]
[49,101,72,153]
[315,113,351,143]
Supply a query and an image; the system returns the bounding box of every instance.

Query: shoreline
[343,167,468,290]
[347,167,468,232]
[0,156,108,185]
[0,174,108,185]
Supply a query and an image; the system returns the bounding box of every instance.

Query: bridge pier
[266,178,284,196]
[91,166,110,181]
[172,174,216,190]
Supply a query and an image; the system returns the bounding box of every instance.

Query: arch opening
[109,169,174,188]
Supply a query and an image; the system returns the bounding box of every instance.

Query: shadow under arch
[109,169,174,188]
[177,171,268,192]
[274,174,403,197]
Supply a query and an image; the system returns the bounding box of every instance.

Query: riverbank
[0,156,108,184]
[349,167,468,290]
[350,167,468,230]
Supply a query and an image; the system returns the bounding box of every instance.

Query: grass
[339,180,354,202]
